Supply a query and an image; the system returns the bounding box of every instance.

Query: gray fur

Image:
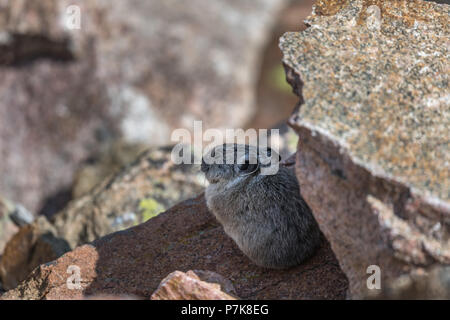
[202,144,322,269]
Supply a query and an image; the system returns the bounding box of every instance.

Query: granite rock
[280,0,450,298]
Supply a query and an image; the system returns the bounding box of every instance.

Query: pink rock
[151,270,236,300]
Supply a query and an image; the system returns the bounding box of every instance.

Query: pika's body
[202,144,322,269]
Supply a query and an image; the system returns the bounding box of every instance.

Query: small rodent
[201,143,322,269]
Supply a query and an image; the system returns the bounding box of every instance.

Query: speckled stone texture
[1,194,348,300]
[280,0,449,298]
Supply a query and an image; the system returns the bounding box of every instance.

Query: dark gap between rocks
[0,33,75,67]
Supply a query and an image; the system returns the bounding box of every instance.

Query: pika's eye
[238,161,258,173]
[238,162,249,171]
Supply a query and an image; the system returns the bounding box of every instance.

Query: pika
[201,144,322,269]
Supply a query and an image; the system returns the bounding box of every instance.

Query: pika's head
[201,144,280,184]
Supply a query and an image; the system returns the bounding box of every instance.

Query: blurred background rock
[0,0,314,284]
[0,0,313,217]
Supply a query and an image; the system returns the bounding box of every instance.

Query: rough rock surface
[0,0,289,215]
[0,216,70,290]
[1,193,347,300]
[151,270,237,300]
[280,0,449,298]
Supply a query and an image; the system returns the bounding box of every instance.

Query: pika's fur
[201,144,322,269]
